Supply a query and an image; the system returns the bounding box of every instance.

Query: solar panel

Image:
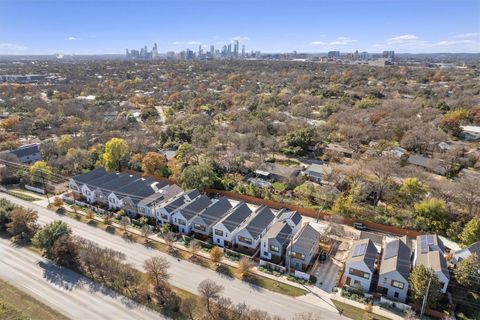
[352,243,367,257]
[383,240,399,259]
[420,235,428,254]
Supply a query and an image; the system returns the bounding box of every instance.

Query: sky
[1,0,479,55]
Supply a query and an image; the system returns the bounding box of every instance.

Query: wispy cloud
[310,41,326,45]
[387,34,418,45]
[0,43,28,53]
[310,36,357,47]
[453,32,480,39]
[66,36,79,41]
[172,40,202,46]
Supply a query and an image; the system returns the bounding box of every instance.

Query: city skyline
[1,0,479,55]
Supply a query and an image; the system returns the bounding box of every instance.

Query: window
[178,219,186,226]
[161,213,168,220]
[391,280,404,289]
[238,236,252,245]
[85,190,91,196]
[138,207,145,213]
[194,223,205,231]
[270,245,280,253]
[214,229,223,237]
[349,268,370,279]
[394,292,399,298]
[71,184,78,191]
[290,251,305,260]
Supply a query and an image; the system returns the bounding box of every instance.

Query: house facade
[171,195,212,234]
[156,189,200,225]
[212,202,253,247]
[343,238,377,291]
[235,206,276,253]
[190,197,233,237]
[286,223,321,273]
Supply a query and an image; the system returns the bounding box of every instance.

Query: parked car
[353,222,367,231]
[319,252,328,263]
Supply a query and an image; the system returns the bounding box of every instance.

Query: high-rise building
[234,40,239,57]
[210,45,215,56]
[241,45,245,58]
[152,43,158,58]
[382,50,395,60]
[327,51,340,58]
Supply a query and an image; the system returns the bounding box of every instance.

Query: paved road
[1,193,343,319]
[0,237,164,320]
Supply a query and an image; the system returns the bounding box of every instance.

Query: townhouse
[286,223,321,273]
[156,189,200,225]
[171,194,212,234]
[137,184,183,218]
[343,238,378,291]
[212,201,253,247]
[413,234,450,293]
[235,205,276,253]
[377,237,411,302]
[190,197,233,237]
[260,210,302,264]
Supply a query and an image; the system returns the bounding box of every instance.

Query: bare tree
[197,279,224,320]
[190,238,201,259]
[163,231,176,253]
[120,216,131,234]
[144,256,170,287]
[141,224,152,243]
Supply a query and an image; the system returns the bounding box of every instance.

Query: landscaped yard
[332,300,392,320]
[0,279,69,320]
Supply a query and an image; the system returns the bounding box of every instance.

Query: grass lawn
[4,190,40,202]
[272,181,287,192]
[0,279,69,320]
[332,300,392,320]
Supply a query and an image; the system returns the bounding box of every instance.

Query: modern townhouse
[69,167,108,200]
[377,237,411,302]
[212,201,253,247]
[413,234,450,293]
[171,194,212,234]
[235,205,276,253]
[343,238,378,291]
[453,241,480,264]
[190,197,233,237]
[260,210,302,263]
[137,184,183,218]
[286,223,321,273]
[156,189,201,225]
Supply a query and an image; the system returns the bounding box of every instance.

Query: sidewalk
[331,292,404,320]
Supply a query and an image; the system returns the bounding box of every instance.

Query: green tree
[454,253,480,289]
[178,164,217,191]
[409,265,442,308]
[29,161,52,185]
[102,138,129,171]
[459,217,480,246]
[33,221,72,258]
[0,199,16,230]
[414,198,449,234]
[282,127,316,156]
[176,143,197,165]
[399,177,428,205]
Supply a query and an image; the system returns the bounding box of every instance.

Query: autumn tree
[6,208,38,241]
[51,234,79,267]
[210,246,224,264]
[236,257,254,279]
[141,152,169,176]
[102,137,129,171]
[29,161,52,186]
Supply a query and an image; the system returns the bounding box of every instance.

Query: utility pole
[41,174,51,206]
[420,274,432,320]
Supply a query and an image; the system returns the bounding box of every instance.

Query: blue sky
[1,0,479,55]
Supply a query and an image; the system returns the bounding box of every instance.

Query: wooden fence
[206,189,421,238]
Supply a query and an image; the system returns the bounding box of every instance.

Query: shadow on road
[38,260,85,291]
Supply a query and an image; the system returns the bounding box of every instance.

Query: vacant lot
[0,279,69,320]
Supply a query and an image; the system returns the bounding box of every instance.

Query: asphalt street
[0,193,343,319]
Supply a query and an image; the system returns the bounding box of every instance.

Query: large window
[238,236,252,245]
[177,219,186,226]
[161,213,168,220]
[214,229,223,237]
[270,245,280,253]
[349,268,370,279]
[391,280,404,289]
[290,251,305,260]
[194,223,206,231]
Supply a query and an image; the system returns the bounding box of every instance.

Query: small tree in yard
[210,246,223,264]
[236,257,253,279]
[85,209,95,221]
[141,224,153,243]
[409,265,442,309]
[190,239,201,259]
[163,231,176,253]
[103,213,112,225]
[53,197,64,207]
[6,208,38,241]
[120,216,131,234]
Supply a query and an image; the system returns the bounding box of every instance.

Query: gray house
[156,189,200,225]
[235,206,276,253]
[343,238,378,291]
[171,195,212,234]
[286,223,321,272]
[377,237,411,302]
[137,184,183,218]
[212,201,253,247]
[11,143,41,164]
[306,163,333,183]
[190,197,233,237]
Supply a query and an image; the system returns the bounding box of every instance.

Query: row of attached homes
[70,168,324,273]
[344,234,450,303]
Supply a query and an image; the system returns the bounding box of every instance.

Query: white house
[344,238,378,291]
[155,189,200,225]
[413,234,450,293]
[190,197,233,237]
[171,195,212,234]
[212,201,253,247]
[235,206,276,253]
[377,237,411,302]
[137,184,183,218]
[454,241,480,264]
